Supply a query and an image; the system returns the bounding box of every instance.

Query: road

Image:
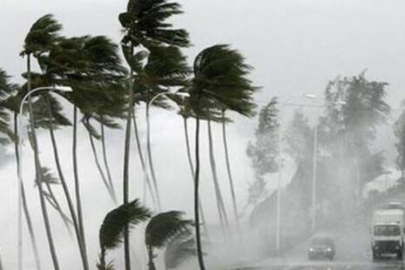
[229,223,405,270]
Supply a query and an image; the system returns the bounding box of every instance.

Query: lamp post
[303,94,320,232]
[145,91,189,211]
[17,85,72,270]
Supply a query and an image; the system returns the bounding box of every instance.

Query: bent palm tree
[22,14,63,270]
[188,45,257,270]
[145,211,193,270]
[1,75,42,270]
[97,199,151,270]
[119,1,189,266]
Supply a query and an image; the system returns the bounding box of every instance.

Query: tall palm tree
[145,211,193,270]
[188,45,257,270]
[97,199,151,270]
[136,45,190,210]
[177,101,209,238]
[44,34,126,267]
[21,14,63,270]
[119,1,189,266]
[1,72,42,270]
[221,108,241,232]
[207,118,230,236]
[132,109,157,207]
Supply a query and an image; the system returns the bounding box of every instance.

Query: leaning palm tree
[119,1,189,267]
[145,211,193,270]
[43,34,126,270]
[1,72,42,270]
[97,199,151,270]
[21,14,63,270]
[188,45,257,270]
[132,45,190,210]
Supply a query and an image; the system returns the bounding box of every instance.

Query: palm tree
[188,45,257,270]
[21,14,63,270]
[145,211,193,270]
[132,109,157,207]
[164,230,197,270]
[221,108,240,232]
[177,101,209,238]
[136,45,190,210]
[1,71,42,270]
[97,199,151,270]
[43,34,126,268]
[119,1,189,266]
[207,117,230,236]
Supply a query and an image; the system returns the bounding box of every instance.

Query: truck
[371,206,405,260]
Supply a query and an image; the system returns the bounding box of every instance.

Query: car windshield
[374,225,401,236]
[311,238,333,246]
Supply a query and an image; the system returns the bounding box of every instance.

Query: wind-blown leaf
[145,211,193,249]
[99,199,151,250]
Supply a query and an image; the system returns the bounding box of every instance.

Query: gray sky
[1,0,405,269]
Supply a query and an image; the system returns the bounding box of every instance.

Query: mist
[2,0,405,270]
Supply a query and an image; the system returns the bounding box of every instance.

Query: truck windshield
[374,225,400,236]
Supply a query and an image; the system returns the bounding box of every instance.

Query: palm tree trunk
[73,105,89,266]
[100,117,117,203]
[14,113,42,270]
[27,54,60,270]
[132,109,156,207]
[183,117,209,238]
[146,103,161,210]
[147,246,156,270]
[45,95,89,270]
[194,116,206,270]
[221,110,240,233]
[87,125,116,203]
[42,182,72,233]
[207,119,230,235]
[123,64,134,270]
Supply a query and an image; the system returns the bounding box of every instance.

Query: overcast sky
[1,0,405,269]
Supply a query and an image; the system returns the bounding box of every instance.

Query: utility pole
[311,124,318,232]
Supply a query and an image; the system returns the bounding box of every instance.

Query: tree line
[0,0,258,270]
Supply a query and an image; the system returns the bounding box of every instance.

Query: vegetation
[2,0,400,269]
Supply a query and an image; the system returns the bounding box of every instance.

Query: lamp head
[175,92,190,98]
[54,86,73,92]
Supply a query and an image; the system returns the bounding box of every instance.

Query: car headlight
[326,248,332,252]
[309,248,314,252]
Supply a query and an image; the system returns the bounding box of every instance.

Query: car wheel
[397,250,403,260]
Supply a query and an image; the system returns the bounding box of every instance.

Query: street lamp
[304,94,347,232]
[17,85,72,270]
[145,91,189,211]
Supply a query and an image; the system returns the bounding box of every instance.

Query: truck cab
[371,209,405,260]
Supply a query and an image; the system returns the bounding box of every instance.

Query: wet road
[230,225,405,270]
[233,261,405,270]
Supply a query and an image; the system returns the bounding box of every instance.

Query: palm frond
[164,230,198,269]
[23,14,62,56]
[145,211,193,249]
[120,0,189,48]
[190,44,258,118]
[99,199,151,250]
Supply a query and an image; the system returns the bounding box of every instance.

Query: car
[308,237,336,260]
